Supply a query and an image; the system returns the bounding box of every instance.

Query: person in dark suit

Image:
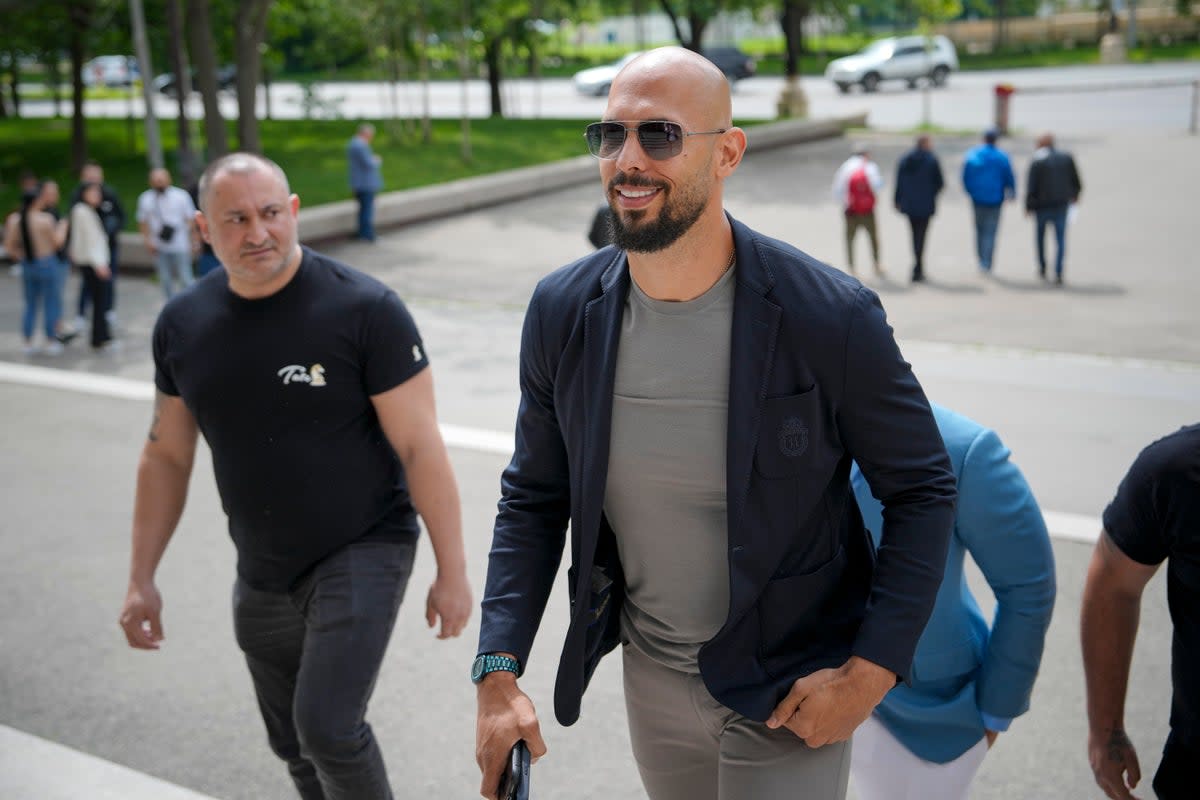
[472,47,957,800]
[894,135,944,283]
[850,404,1056,800]
[1024,132,1082,286]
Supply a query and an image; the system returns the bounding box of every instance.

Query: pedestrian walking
[832,147,885,277]
[1025,132,1082,286]
[473,47,956,800]
[3,185,69,355]
[348,123,383,242]
[68,160,125,329]
[118,152,472,799]
[67,182,114,350]
[136,168,197,299]
[894,135,944,283]
[962,129,1016,274]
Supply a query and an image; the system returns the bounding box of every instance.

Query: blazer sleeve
[839,288,957,680]
[477,289,571,667]
[955,427,1056,721]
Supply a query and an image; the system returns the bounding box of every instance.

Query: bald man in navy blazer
[473,47,957,800]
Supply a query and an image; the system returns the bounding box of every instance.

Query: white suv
[825,35,959,94]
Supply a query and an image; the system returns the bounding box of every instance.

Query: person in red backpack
[832,148,885,278]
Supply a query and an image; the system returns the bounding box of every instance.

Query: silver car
[825,35,959,94]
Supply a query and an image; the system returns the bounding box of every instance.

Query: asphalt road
[21,62,1200,133]
[2,82,1199,798]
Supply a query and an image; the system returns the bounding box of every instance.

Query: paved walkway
[0,118,1197,799]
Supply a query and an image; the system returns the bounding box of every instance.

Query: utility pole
[129,0,164,168]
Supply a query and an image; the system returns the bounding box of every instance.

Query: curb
[103,113,866,271]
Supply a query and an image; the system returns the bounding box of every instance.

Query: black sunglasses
[584,120,727,161]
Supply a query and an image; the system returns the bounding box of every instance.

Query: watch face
[471,656,486,683]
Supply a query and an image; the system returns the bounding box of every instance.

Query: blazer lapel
[726,223,781,620]
[578,256,629,558]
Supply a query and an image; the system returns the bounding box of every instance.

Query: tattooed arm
[118,390,199,650]
[1081,531,1160,800]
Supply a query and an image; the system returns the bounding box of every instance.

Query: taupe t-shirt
[605,265,735,673]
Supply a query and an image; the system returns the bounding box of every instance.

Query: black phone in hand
[498,739,530,800]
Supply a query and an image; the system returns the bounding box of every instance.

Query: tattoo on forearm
[1106,727,1132,762]
[148,392,164,442]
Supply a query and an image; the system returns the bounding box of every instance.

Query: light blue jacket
[961,144,1016,206]
[347,135,382,193]
[850,404,1056,763]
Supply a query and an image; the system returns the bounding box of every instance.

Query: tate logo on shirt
[277,364,327,387]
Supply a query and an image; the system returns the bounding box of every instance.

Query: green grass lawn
[0,116,603,229]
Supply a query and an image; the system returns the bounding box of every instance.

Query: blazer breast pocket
[754,387,824,479]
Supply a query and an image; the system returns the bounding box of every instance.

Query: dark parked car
[703,46,756,82]
[573,46,756,97]
[153,65,237,97]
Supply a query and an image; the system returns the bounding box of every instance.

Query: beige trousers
[621,643,852,800]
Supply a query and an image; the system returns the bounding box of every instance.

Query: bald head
[197,152,291,213]
[149,168,172,190]
[1036,132,1055,149]
[608,47,733,130]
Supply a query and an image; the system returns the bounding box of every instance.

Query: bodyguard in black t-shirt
[118,152,472,799]
[1082,423,1200,800]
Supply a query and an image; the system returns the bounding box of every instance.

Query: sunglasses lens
[637,122,682,160]
[586,123,628,158]
[585,121,685,160]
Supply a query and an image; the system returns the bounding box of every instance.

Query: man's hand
[119,581,164,650]
[476,673,547,800]
[425,570,472,639]
[1089,726,1143,800]
[985,729,999,748]
[765,656,895,747]
[96,263,112,280]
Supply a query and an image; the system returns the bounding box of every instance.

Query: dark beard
[608,172,708,253]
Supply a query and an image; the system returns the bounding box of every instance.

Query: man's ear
[194,211,211,244]
[716,127,747,177]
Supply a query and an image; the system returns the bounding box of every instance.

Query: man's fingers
[1125,751,1141,788]
[120,616,160,650]
[766,678,812,729]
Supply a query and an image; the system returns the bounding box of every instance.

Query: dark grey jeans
[233,538,416,800]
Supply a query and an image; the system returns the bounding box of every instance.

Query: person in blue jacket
[849,404,1056,800]
[894,134,944,284]
[961,129,1016,274]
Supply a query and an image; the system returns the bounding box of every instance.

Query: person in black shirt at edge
[117,151,472,799]
[1081,423,1200,800]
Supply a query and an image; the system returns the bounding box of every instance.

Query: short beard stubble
[608,171,710,253]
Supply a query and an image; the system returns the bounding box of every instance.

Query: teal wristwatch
[471,653,520,684]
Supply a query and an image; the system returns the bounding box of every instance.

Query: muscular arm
[371,367,471,639]
[1081,530,1159,799]
[119,391,199,649]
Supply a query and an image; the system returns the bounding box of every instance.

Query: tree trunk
[166,0,196,185]
[485,36,502,118]
[658,0,688,48]
[780,1,806,79]
[68,1,93,172]
[7,49,20,118]
[687,11,705,52]
[186,0,228,162]
[130,0,164,168]
[235,0,272,153]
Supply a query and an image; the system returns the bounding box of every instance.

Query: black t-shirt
[154,247,428,591]
[1103,423,1200,746]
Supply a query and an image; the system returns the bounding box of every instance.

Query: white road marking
[0,724,218,800]
[0,360,1103,543]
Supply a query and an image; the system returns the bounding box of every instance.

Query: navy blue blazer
[479,216,957,727]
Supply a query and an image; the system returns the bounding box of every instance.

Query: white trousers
[850,714,988,800]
